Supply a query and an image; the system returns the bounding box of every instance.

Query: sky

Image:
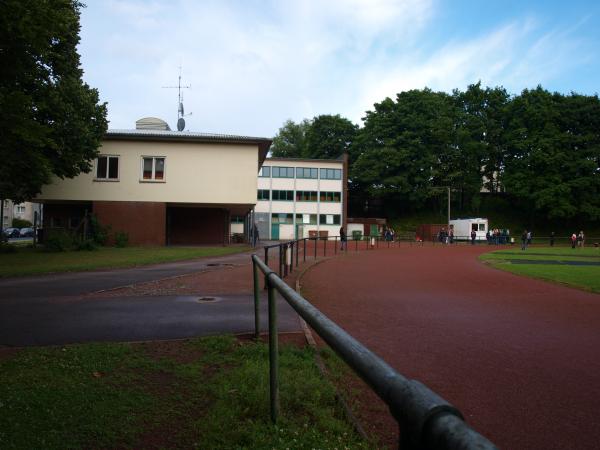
[79,0,600,137]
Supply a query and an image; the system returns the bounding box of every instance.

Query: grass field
[0,335,370,449]
[0,246,251,278]
[480,247,600,293]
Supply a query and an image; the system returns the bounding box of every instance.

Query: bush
[74,238,98,251]
[89,215,110,246]
[44,231,74,252]
[114,232,129,248]
[12,218,32,228]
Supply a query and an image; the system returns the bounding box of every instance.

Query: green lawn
[0,246,251,278]
[0,336,370,450]
[480,247,600,293]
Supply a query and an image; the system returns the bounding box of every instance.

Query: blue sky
[79,0,600,137]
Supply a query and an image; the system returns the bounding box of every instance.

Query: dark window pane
[143,158,153,179]
[319,214,326,225]
[333,192,341,202]
[154,158,165,179]
[334,215,340,225]
[97,157,107,178]
[108,157,118,179]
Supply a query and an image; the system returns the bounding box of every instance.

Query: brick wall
[93,201,166,246]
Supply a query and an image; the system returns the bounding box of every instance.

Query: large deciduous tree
[0,0,108,203]
[270,119,310,158]
[304,114,357,160]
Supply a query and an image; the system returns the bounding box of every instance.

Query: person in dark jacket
[339,226,347,251]
[521,230,528,250]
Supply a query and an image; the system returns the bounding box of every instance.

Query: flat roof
[105,129,272,163]
[265,156,344,164]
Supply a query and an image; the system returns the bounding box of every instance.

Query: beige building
[2,200,41,229]
[36,119,271,245]
[253,156,348,240]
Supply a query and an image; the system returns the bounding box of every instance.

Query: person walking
[339,226,347,251]
[521,230,528,251]
[571,233,577,249]
[470,228,477,245]
[252,223,259,248]
[550,231,555,247]
[578,231,585,248]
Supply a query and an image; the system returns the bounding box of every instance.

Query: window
[96,155,119,180]
[296,167,318,179]
[320,168,342,180]
[141,157,166,181]
[257,189,270,200]
[319,214,340,225]
[271,213,293,224]
[272,190,294,201]
[295,191,318,202]
[231,216,245,223]
[295,213,317,224]
[272,166,294,178]
[15,204,26,214]
[259,166,271,177]
[319,191,341,202]
[478,223,486,231]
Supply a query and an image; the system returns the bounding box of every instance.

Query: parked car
[3,227,21,238]
[19,227,34,238]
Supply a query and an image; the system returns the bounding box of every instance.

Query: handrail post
[252,257,260,339]
[264,247,269,290]
[303,238,307,262]
[314,237,317,259]
[323,236,327,257]
[290,242,294,273]
[279,245,283,278]
[335,236,338,254]
[284,244,289,277]
[296,239,300,267]
[267,275,279,423]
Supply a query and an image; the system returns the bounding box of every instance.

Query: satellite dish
[178,102,184,115]
[177,118,185,131]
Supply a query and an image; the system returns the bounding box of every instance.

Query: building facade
[1,200,41,229]
[36,125,271,245]
[253,156,348,240]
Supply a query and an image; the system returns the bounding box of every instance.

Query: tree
[304,114,357,159]
[0,0,108,203]
[270,119,310,158]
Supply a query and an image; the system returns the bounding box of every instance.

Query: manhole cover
[197,296,219,303]
[206,263,235,267]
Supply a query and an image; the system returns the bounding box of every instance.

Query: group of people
[570,231,585,249]
[486,228,510,245]
[438,227,454,244]
[520,230,533,250]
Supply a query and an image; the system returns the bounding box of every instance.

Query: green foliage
[305,114,358,159]
[74,238,98,251]
[89,214,110,246]
[114,231,129,248]
[12,217,32,228]
[0,0,108,202]
[44,230,74,252]
[271,119,310,157]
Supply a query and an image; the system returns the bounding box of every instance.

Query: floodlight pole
[447,186,451,227]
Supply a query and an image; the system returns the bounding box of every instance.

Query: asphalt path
[0,249,301,346]
[300,245,600,450]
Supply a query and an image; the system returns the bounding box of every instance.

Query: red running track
[299,245,600,450]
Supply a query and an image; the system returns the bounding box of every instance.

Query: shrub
[114,232,129,248]
[89,215,110,246]
[44,231,74,252]
[12,218,32,228]
[74,238,98,251]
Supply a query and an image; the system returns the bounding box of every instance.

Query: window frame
[257,189,270,201]
[259,166,271,178]
[320,168,342,180]
[272,166,295,178]
[140,156,167,182]
[296,167,318,179]
[94,155,120,181]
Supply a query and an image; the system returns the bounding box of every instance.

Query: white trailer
[449,218,488,241]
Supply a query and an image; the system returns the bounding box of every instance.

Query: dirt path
[299,245,600,450]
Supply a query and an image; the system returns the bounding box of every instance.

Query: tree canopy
[0,0,108,203]
[272,84,600,223]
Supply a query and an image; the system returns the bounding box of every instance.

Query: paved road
[300,245,600,450]
[0,249,301,346]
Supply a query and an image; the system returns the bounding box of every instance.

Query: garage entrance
[167,206,228,245]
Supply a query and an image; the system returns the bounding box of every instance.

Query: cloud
[79,1,595,136]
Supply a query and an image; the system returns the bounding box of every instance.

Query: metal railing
[251,254,497,449]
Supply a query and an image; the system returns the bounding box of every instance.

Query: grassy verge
[0,335,371,449]
[480,247,600,293]
[0,246,251,278]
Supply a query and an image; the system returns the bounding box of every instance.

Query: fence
[251,254,497,449]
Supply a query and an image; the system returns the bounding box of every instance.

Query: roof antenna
[162,66,192,131]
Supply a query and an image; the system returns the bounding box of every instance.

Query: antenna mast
[162,66,191,131]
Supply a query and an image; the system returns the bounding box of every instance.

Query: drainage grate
[197,296,219,303]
